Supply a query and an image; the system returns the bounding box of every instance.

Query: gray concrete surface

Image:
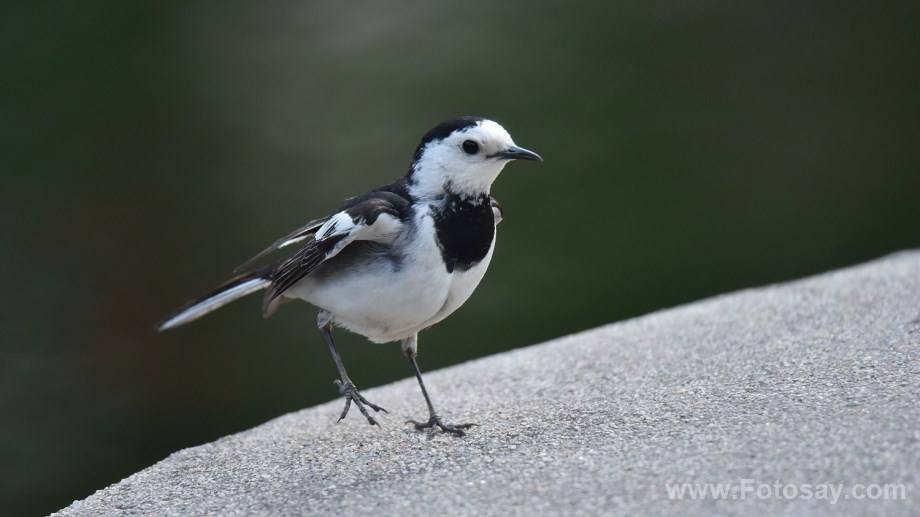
[56,252,920,516]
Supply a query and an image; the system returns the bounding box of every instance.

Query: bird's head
[407,116,542,199]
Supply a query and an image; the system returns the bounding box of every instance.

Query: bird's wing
[490,195,504,224]
[233,216,329,273]
[262,191,411,313]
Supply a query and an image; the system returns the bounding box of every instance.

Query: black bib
[432,195,495,273]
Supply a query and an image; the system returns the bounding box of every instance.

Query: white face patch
[409,119,518,199]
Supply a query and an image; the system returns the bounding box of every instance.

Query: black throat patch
[432,194,495,273]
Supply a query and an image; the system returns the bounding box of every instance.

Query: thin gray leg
[402,334,476,437]
[318,312,387,426]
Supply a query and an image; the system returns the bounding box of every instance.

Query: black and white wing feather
[262,191,411,313]
[489,196,504,225]
[233,216,330,273]
[157,189,412,330]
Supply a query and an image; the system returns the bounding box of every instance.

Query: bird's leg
[317,312,387,426]
[402,335,476,437]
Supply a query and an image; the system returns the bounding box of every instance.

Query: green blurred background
[3,1,919,514]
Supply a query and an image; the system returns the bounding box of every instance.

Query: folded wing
[262,191,411,314]
[233,217,329,274]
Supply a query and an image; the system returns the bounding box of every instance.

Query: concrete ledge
[56,252,920,516]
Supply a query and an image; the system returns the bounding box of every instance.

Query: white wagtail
[157,116,542,436]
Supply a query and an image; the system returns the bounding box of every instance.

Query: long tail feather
[156,268,271,331]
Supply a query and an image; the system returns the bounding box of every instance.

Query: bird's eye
[461,140,480,155]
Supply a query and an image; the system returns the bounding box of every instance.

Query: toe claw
[338,397,352,422]
[333,379,386,426]
[408,416,476,437]
[356,392,388,413]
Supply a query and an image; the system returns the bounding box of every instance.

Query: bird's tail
[156,268,272,332]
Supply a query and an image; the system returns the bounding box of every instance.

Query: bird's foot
[334,379,388,426]
[407,415,477,437]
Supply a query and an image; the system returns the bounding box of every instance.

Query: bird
[157,116,542,436]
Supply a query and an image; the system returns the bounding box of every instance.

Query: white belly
[287,214,495,343]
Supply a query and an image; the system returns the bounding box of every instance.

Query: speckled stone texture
[56,252,920,516]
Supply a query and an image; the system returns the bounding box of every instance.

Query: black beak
[491,145,543,162]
